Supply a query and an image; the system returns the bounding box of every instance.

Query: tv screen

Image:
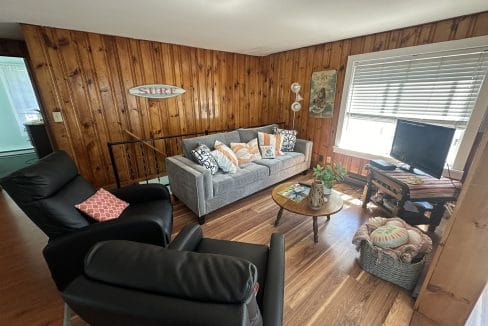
[390,120,455,178]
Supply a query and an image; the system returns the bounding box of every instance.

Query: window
[335,36,488,173]
[0,56,41,152]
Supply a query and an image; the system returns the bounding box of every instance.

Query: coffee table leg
[275,207,284,226]
[313,216,318,243]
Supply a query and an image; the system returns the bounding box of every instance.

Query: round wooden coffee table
[272,181,344,243]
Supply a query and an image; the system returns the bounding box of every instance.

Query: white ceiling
[1,0,487,56]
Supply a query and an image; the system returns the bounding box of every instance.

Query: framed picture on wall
[309,69,337,118]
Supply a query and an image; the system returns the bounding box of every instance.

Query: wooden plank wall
[22,12,488,187]
[412,111,488,325]
[22,24,272,187]
[264,11,488,175]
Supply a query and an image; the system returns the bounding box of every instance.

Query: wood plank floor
[0,174,415,325]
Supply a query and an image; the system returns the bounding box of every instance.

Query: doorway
[0,56,42,178]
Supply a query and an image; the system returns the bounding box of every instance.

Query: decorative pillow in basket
[352,217,432,290]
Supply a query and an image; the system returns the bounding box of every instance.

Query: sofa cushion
[211,150,237,174]
[237,124,278,143]
[230,139,262,166]
[259,145,276,159]
[182,131,241,159]
[253,152,305,175]
[258,132,283,156]
[191,144,219,175]
[273,127,298,152]
[212,163,269,196]
[214,141,239,170]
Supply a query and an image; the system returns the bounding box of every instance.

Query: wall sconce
[290,82,303,129]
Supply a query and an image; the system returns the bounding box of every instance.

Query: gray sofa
[166,124,312,224]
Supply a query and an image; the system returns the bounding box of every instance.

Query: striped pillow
[230,138,262,166]
[258,132,283,156]
[213,141,238,173]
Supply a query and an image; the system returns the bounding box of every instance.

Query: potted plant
[312,162,347,195]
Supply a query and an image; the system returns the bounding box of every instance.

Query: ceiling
[1,0,487,56]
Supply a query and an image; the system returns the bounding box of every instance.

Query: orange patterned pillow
[75,188,129,221]
[230,138,262,166]
[258,132,283,156]
[214,140,239,172]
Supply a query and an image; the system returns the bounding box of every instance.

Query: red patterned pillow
[75,188,129,221]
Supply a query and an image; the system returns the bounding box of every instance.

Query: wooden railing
[107,123,285,188]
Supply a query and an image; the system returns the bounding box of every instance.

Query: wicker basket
[359,240,425,290]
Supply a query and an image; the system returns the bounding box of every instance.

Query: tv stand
[362,165,461,231]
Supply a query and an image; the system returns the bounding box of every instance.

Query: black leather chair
[62,224,285,326]
[0,150,173,291]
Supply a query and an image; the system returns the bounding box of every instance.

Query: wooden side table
[272,181,343,243]
[362,165,461,231]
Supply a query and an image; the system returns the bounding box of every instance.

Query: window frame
[335,35,488,176]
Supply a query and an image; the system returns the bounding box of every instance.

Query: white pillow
[211,150,237,174]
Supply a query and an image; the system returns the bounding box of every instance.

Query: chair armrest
[43,216,166,291]
[262,233,285,326]
[168,224,203,251]
[166,156,212,217]
[295,139,313,164]
[110,183,170,203]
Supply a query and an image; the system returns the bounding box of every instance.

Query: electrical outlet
[52,111,63,123]
[326,156,332,163]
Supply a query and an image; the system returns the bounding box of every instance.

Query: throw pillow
[260,145,276,159]
[214,140,239,169]
[191,144,219,175]
[258,132,283,156]
[75,188,129,222]
[273,127,297,152]
[370,225,409,249]
[211,150,237,174]
[230,138,262,166]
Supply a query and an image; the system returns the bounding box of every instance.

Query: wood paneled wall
[22,12,488,186]
[265,11,488,175]
[412,111,488,325]
[22,24,271,187]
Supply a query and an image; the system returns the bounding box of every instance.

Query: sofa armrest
[262,233,285,326]
[295,139,313,164]
[110,183,170,203]
[168,224,203,251]
[166,156,212,217]
[43,216,166,291]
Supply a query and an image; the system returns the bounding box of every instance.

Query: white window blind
[336,40,488,172]
[346,50,488,127]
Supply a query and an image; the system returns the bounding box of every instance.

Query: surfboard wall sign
[129,84,185,99]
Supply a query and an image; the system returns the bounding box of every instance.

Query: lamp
[290,82,303,129]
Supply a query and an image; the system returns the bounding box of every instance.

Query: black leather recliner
[0,150,173,291]
[63,224,285,326]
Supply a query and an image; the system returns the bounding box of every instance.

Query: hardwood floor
[0,174,415,325]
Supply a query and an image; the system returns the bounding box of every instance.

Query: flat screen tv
[390,119,455,179]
